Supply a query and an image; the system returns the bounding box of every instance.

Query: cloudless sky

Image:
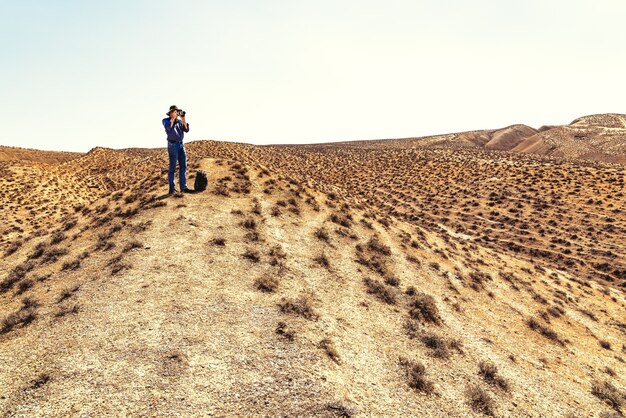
[1,0,625,152]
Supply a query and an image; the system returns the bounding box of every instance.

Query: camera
[178,110,186,117]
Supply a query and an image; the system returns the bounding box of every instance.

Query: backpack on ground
[194,170,208,192]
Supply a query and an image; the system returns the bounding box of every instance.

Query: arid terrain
[0,114,625,417]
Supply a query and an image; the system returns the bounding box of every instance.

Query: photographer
[163,105,192,194]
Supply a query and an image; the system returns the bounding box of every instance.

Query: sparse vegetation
[275,321,295,341]
[363,277,397,305]
[527,317,564,345]
[408,292,442,325]
[319,338,341,364]
[478,361,510,392]
[466,384,496,416]
[255,275,278,292]
[212,237,226,246]
[279,296,319,320]
[591,380,623,411]
[242,249,260,263]
[399,357,434,395]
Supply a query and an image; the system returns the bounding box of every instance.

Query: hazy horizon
[2,1,625,152]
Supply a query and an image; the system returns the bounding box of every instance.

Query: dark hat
[166,105,180,116]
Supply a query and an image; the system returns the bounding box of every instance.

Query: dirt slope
[1,143,625,417]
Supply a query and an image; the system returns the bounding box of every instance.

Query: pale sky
[1,0,625,152]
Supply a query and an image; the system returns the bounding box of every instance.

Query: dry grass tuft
[478,361,510,392]
[314,253,331,269]
[211,237,226,246]
[363,277,397,305]
[314,228,330,242]
[325,402,354,417]
[591,380,624,411]
[527,317,564,345]
[420,332,452,359]
[3,239,23,257]
[367,236,391,256]
[466,384,496,416]
[399,357,435,395]
[255,275,279,292]
[242,249,260,263]
[1,307,37,334]
[279,296,319,320]
[409,292,442,325]
[319,338,341,364]
[275,321,295,341]
[55,304,80,318]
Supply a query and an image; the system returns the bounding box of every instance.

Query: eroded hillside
[1,141,625,417]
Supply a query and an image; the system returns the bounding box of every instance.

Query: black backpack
[194,170,208,192]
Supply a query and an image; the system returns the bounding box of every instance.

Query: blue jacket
[163,118,189,143]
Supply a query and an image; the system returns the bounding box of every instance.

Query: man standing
[163,105,192,194]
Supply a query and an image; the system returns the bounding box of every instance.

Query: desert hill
[317,114,626,164]
[0,136,625,416]
[0,146,82,164]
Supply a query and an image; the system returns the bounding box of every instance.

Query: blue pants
[167,141,187,191]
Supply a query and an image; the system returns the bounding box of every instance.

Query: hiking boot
[182,187,194,194]
[168,188,177,195]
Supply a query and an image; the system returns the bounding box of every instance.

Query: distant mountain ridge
[319,113,626,164]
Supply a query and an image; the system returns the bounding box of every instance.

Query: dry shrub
[1,261,35,292]
[399,357,434,395]
[241,218,257,230]
[55,304,80,318]
[591,380,623,411]
[367,236,391,256]
[409,292,442,325]
[1,307,37,334]
[385,276,400,287]
[61,259,81,271]
[16,278,34,295]
[268,245,287,260]
[108,255,131,275]
[41,247,69,264]
[279,296,319,320]
[319,338,341,364]
[123,240,142,252]
[356,253,389,277]
[600,340,612,350]
[242,249,260,263]
[213,184,230,196]
[28,242,47,260]
[363,277,397,305]
[275,321,295,341]
[314,254,331,269]
[478,361,510,392]
[466,384,496,416]
[3,239,23,257]
[527,317,564,345]
[330,213,352,228]
[404,320,421,339]
[315,228,330,242]
[325,402,354,417]
[50,231,66,244]
[57,284,80,303]
[255,275,278,292]
[30,373,51,389]
[420,332,451,359]
[212,237,226,246]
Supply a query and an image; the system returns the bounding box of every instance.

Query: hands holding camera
[170,108,187,130]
